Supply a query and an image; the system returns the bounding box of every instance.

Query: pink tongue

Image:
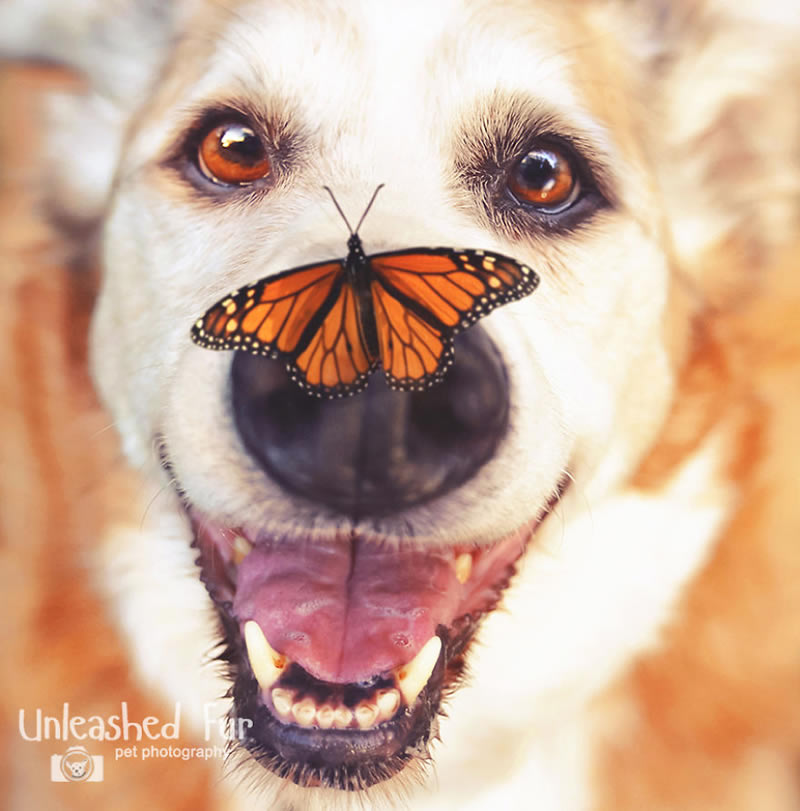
[233,539,461,684]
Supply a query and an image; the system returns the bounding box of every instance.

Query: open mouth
[180,484,566,790]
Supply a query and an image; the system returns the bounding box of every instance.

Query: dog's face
[89,0,683,802]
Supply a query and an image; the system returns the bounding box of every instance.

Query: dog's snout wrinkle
[231,328,509,516]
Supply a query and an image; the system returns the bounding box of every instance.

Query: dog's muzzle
[175,326,565,789]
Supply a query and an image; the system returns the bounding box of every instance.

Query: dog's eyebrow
[162,93,305,159]
[453,90,617,188]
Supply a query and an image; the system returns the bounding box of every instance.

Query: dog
[2,1,800,809]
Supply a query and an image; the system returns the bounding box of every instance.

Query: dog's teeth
[355,701,379,729]
[243,620,287,690]
[394,636,442,707]
[232,534,253,564]
[271,687,294,718]
[455,552,473,584]
[376,688,401,721]
[270,688,400,729]
[316,704,335,729]
[333,706,353,729]
[292,699,317,727]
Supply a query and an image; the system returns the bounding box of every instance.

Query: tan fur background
[0,65,218,811]
[594,240,800,810]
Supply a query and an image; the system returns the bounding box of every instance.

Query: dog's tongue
[233,539,462,684]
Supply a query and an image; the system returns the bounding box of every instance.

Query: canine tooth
[292,699,317,727]
[394,636,442,707]
[232,534,253,564]
[271,688,294,718]
[243,620,287,690]
[376,688,401,721]
[355,702,379,729]
[317,704,335,729]
[333,706,353,729]
[455,552,473,584]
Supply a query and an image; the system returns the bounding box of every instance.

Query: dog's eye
[507,145,579,213]
[197,122,271,185]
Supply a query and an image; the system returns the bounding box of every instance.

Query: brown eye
[197,122,271,185]
[508,146,579,211]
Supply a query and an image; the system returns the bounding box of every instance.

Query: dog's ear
[0,0,184,230]
[634,0,800,303]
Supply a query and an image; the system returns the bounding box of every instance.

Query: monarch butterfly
[191,186,539,398]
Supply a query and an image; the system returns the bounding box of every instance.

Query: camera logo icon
[50,746,104,782]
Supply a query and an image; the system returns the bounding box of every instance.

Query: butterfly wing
[191,260,377,397]
[290,279,378,396]
[369,248,539,390]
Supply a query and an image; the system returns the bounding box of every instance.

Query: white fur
[95,487,231,735]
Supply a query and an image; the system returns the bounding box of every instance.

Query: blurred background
[0,62,223,809]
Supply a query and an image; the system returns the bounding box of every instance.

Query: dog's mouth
[182,481,566,791]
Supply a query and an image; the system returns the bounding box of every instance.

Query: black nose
[230,328,508,516]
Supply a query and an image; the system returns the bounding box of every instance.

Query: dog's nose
[230,328,508,516]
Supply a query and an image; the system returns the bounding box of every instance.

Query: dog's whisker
[87,420,120,440]
[137,482,174,530]
[560,467,596,542]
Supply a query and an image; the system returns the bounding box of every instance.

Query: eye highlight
[507,145,579,213]
[197,121,271,185]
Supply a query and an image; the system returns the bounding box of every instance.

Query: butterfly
[191,186,540,398]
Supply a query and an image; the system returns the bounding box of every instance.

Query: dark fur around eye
[161,103,306,201]
[451,94,616,237]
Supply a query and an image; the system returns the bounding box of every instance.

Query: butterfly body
[192,234,539,398]
[341,233,380,361]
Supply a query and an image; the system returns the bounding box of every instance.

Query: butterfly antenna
[323,186,354,234]
[354,184,385,234]
[323,184,385,235]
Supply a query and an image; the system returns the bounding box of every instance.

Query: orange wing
[191,261,377,396]
[369,248,539,390]
[371,282,449,391]
[291,280,377,396]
